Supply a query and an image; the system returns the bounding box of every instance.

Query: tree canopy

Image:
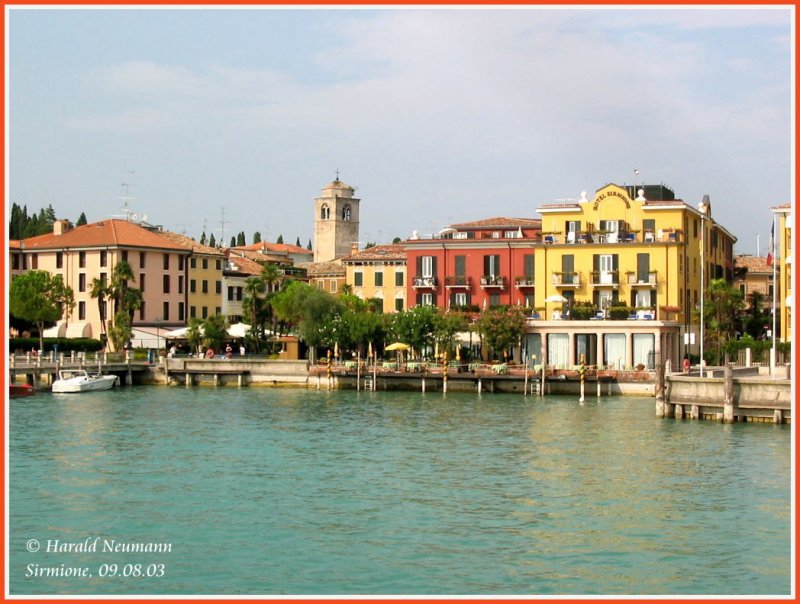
[10,270,75,351]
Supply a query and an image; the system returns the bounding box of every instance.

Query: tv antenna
[218,207,230,245]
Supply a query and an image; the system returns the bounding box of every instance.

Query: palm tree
[243,275,266,353]
[89,277,109,346]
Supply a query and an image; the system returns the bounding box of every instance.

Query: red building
[404,217,542,310]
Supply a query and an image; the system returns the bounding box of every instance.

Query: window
[139,301,146,320]
[354,272,363,287]
[30,254,37,269]
[179,256,185,271]
[100,250,107,267]
[524,293,535,307]
[190,280,197,293]
[163,301,170,321]
[453,232,468,239]
[421,293,433,306]
[191,258,196,269]
[228,287,234,301]
[202,258,208,270]
[178,302,185,321]
[122,251,128,262]
[321,204,330,220]
[489,293,501,306]
[78,274,86,292]
[215,307,221,316]
[78,301,86,320]
[505,230,520,238]
[178,276,184,294]
[216,281,222,294]
[99,272,107,284]
[202,280,209,294]
[739,284,747,296]
[342,204,352,221]
[56,252,63,269]
[163,275,170,294]
[455,255,466,278]
[454,292,468,306]
[483,254,501,277]
[79,251,86,268]
[190,306,196,318]
[216,260,222,270]
[139,274,145,292]
[395,271,404,287]
[523,254,534,278]
[375,272,383,287]
[12,254,19,270]
[237,287,243,301]
[395,298,404,312]
[421,256,434,278]
[202,307,209,319]
[330,280,337,293]
[161,254,168,270]
[99,299,107,320]
[140,253,146,268]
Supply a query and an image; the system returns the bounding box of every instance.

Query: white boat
[51,370,118,393]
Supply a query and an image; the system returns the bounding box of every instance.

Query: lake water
[9,387,792,596]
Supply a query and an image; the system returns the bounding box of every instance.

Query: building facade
[403,217,542,309]
[16,219,191,344]
[342,244,407,313]
[772,203,792,342]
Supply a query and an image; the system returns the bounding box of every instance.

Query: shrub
[608,305,633,320]
[569,300,596,320]
[10,337,103,353]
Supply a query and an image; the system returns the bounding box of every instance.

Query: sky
[7,6,793,255]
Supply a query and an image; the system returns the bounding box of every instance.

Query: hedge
[10,337,104,353]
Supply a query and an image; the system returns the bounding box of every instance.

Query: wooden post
[442,351,448,394]
[655,360,665,417]
[356,352,361,391]
[185,372,192,387]
[723,363,736,423]
[523,362,528,397]
[579,354,585,404]
[477,376,482,394]
[774,409,784,424]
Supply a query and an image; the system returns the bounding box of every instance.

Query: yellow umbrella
[385,342,410,351]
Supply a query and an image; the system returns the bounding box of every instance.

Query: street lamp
[698,196,709,378]
[154,317,163,353]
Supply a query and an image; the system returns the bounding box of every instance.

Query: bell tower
[313,175,360,263]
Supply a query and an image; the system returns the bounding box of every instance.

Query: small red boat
[9,384,36,398]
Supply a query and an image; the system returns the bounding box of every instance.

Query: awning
[43,322,67,338]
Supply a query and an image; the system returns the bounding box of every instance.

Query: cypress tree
[209,233,216,248]
[200,231,207,245]
[276,234,284,244]
[237,231,246,246]
[253,231,262,244]
[76,212,88,226]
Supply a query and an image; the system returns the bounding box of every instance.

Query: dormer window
[342,204,352,221]
[321,204,330,220]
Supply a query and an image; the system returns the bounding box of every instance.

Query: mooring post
[579,355,586,405]
[655,361,665,417]
[723,363,736,423]
[477,376,482,394]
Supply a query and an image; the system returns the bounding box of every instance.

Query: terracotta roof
[771,202,792,210]
[158,231,224,255]
[448,217,541,229]
[234,249,291,265]
[224,254,265,276]
[19,219,188,252]
[234,241,312,256]
[342,244,407,263]
[9,240,21,249]
[323,178,355,192]
[734,255,774,273]
[296,261,345,277]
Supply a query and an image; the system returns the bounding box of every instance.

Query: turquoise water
[9,387,791,596]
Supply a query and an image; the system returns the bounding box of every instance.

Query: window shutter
[483,255,490,276]
[416,293,422,306]
[431,256,438,277]
[524,254,534,277]
[599,220,607,232]
[593,254,599,273]
[637,253,649,281]
[651,290,657,309]
[612,254,619,271]
[416,256,422,277]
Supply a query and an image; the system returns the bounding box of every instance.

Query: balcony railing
[412,276,437,288]
[552,272,580,287]
[445,276,471,288]
[515,276,535,288]
[590,271,620,286]
[480,275,506,289]
[626,271,658,286]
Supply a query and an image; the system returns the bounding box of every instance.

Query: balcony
[412,276,437,289]
[515,276,535,289]
[626,271,658,287]
[480,275,506,289]
[590,271,620,287]
[552,272,580,288]
[445,276,472,289]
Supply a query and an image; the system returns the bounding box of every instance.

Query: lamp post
[154,317,163,353]
[698,197,708,378]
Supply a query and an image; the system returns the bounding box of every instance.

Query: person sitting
[205,348,215,359]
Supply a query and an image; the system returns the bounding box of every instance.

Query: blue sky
[8,7,793,254]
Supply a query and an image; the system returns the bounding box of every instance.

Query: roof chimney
[351,242,359,255]
[53,219,71,236]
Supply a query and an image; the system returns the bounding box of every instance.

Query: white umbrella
[544,294,568,303]
[227,322,251,338]
[164,326,191,338]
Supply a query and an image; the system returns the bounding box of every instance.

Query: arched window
[342,205,351,221]
[321,204,330,220]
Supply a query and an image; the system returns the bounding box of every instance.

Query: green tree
[696,278,744,364]
[432,310,470,358]
[271,281,342,362]
[389,306,438,357]
[276,234,284,244]
[203,314,228,351]
[237,232,246,246]
[230,236,236,247]
[253,231,262,244]
[186,317,204,356]
[474,306,527,361]
[209,233,216,248]
[89,276,110,344]
[392,237,402,244]
[200,231,207,245]
[10,270,75,352]
[307,239,312,250]
[106,260,143,351]
[295,236,301,247]
[740,291,770,339]
[76,212,88,226]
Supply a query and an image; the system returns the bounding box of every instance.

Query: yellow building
[772,203,792,342]
[342,244,407,313]
[158,231,226,321]
[535,184,736,357]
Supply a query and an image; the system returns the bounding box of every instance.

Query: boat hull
[10,384,36,398]
[52,375,118,393]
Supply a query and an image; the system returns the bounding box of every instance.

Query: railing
[552,272,580,286]
[412,276,437,288]
[480,275,505,288]
[445,276,471,288]
[590,271,620,286]
[627,271,658,285]
[515,276,535,287]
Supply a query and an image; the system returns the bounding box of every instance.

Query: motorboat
[10,383,36,398]
[51,370,118,393]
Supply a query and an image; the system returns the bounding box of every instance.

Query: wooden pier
[8,352,150,389]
